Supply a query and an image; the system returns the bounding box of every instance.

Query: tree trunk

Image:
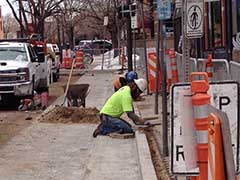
[35,20,45,39]
[111,29,119,57]
[70,24,75,49]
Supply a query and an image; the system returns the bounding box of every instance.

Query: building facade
[173,0,240,61]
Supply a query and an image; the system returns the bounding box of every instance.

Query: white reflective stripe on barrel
[193,104,209,119]
[196,130,208,144]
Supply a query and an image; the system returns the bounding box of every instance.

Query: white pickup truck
[0,40,51,102]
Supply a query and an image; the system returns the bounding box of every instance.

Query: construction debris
[39,105,100,124]
[144,129,172,180]
[108,133,135,139]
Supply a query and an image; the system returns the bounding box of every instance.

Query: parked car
[0,39,51,102]
[47,43,61,82]
[78,39,112,55]
[79,40,92,47]
[92,39,112,52]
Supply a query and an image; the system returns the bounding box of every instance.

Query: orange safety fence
[147,49,180,93]
[148,52,162,93]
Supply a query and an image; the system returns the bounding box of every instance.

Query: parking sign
[170,81,239,175]
[157,0,171,20]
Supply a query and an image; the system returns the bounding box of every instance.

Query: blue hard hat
[126,71,138,83]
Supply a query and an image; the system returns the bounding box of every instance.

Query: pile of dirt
[39,105,100,124]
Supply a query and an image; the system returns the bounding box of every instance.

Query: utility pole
[226,0,233,60]
[56,17,61,46]
[126,0,133,72]
[140,1,150,95]
[156,0,171,157]
[155,21,160,115]
[160,20,168,157]
[182,0,190,82]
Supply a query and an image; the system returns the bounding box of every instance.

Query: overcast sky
[0,1,12,16]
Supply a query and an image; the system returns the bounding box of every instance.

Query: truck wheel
[53,69,60,82]
[26,76,35,99]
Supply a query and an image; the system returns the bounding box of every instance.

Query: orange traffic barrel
[75,50,84,69]
[190,72,210,180]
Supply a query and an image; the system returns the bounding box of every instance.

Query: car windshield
[0,47,27,61]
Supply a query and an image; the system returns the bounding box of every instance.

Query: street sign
[170,81,239,175]
[157,0,171,20]
[103,16,108,26]
[186,0,204,38]
[131,14,138,29]
[175,0,182,8]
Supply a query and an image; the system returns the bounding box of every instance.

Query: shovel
[62,57,76,106]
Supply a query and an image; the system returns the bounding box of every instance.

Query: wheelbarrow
[62,84,90,107]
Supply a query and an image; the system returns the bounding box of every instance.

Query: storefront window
[205,1,222,49]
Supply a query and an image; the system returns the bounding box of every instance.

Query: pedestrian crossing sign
[186,0,204,38]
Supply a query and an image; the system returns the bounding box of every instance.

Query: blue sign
[157,0,172,20]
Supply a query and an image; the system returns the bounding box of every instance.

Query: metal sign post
[101,16,109,70]
[156,0,171,157]
[127,0,133,72]
[182,0,191,82]
[140,1,150,95]
[182,0,204,80]
[131,1,137,71]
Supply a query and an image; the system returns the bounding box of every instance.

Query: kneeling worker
[93,78,147,137]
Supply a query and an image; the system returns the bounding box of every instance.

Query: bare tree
[5,0,64,38]
[61,0,87,48]
[3,13,19,38]
[83,0,124,49]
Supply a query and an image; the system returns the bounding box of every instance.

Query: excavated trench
[144,128,172,180]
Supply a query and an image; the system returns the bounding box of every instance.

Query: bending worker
[113,71,138,92]
[93,78,147,137]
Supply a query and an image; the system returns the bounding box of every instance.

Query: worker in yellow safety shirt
[93,78,147,138]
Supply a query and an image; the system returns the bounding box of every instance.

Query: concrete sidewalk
[0,71,157,180]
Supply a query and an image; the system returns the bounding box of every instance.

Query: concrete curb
[135,131,158,180]
[134,103,158,180]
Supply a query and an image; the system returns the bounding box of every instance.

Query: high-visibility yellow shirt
[100,86,133,117]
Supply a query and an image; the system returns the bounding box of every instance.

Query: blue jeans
[98,114,133,135]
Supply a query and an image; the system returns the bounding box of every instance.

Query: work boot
[93,128,100,138]
[92,124,102,138]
